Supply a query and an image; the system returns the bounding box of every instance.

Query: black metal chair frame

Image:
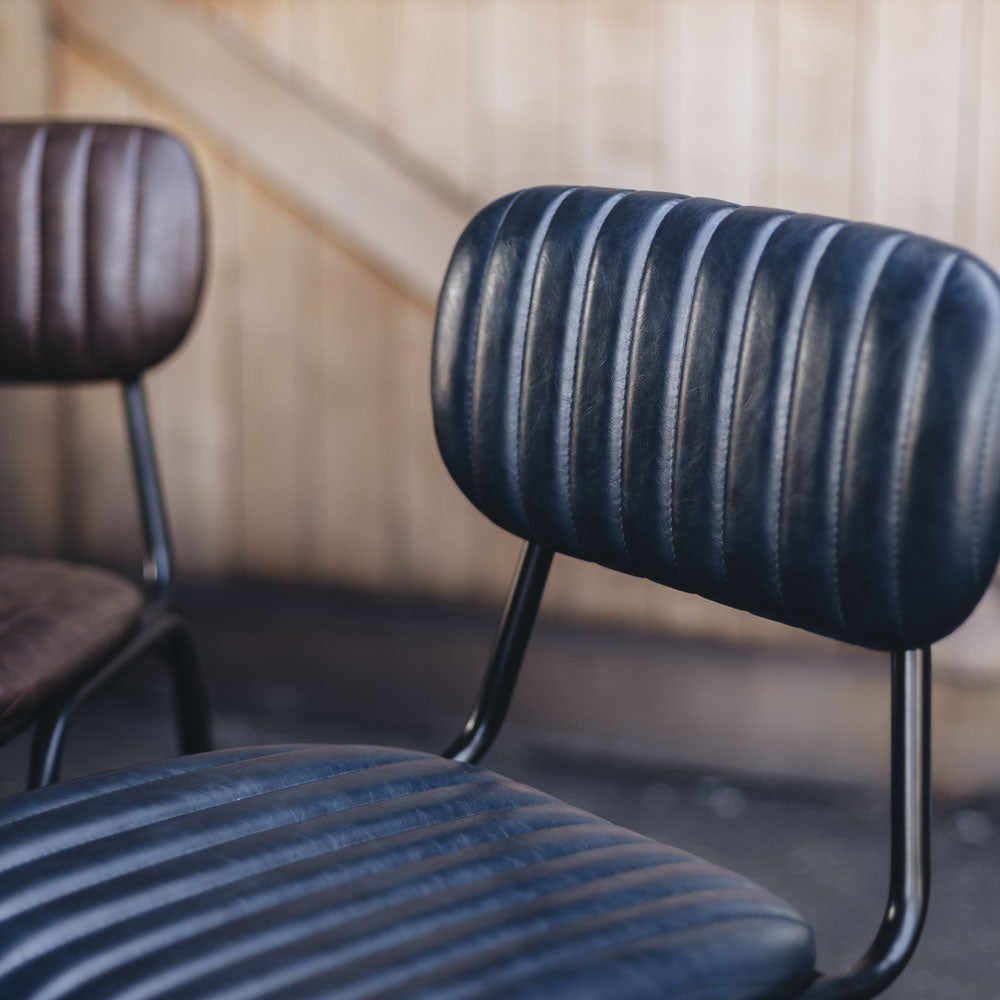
[449,540,929,1000]
[25,379,212,788]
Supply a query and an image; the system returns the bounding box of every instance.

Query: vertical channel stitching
[78,126,95,371]
[664,206,735,579]
[562,192,628,551]
[464,191,523,508]
[32,125,50,371]
[615,197,682,562]
[829,233,905,637]
[888,251,959,643]
[770,222,843,617]
[972,333,1000,582]
[717,213,790,590]
[512,187,576,535]
[129,128,145,368]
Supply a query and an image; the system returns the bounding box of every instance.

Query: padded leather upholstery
[0,745,815,999]
[0,556,143,741]
[433,186,1000,650]
[0,122,205,381]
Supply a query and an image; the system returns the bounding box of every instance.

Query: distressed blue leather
[433,187,1000,650]
[0,745,815,999]
[4,185,999,999]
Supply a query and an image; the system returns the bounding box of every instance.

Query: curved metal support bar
[442,542,554,764]
[122,379,173,598]
[28,611,213,787]
[801,647,931,1000]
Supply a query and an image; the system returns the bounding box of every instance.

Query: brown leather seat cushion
[0,556,143,739]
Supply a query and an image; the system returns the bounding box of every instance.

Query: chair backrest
[0,122,205,382]
[432,186,1000,651]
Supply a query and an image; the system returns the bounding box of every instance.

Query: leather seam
[173,136,203,355]
[480,906,813,994]
[316,886,809,1000]
[33,124,50,371]
[973,323,1000,582]
[16,811,615,989]
[830,233,906,639]
[0,755,458,858]
[889,250,961,642]
[718,213,791,591]
[130,127,144,364]
[79,126,95,373]
[0,747,307,833]
[130,864,764,998]
[466,191,524,509]
[667,207,735,583]
[616,198,682,564]
[513,188,576,535]
[771,222,844,619]
[564,192,629,551]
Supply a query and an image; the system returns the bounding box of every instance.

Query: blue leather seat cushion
[0,745,816,999]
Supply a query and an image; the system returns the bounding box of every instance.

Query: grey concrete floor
[1,674,996,999]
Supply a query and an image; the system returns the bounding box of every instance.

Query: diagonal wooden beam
[51,0,469,304]
[0,0,49,114]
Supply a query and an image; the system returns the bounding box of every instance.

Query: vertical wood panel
[235,179,302,575]
[848,0,878,221]
[382,291,474,595]
[384,0,469,191]
[0,0,49,109]
[750,0,779,206]
[244,0,329,579]
[974,0,1000,266]
[773,0,856,216]
[486,0,561,196]
[313,0,384,128]
[146,136,245,575]
[581,0,657,190]
[379,0,519,597]
[557,0,588,183]
[465,0,496,197]
[656,0,760,204]
[863,0,964,237]
[317,238,391,586]
[219,0,295,79]
[953,0,984,252]
[225,0,299,576]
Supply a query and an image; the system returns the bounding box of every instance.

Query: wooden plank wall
[1,0,998,649]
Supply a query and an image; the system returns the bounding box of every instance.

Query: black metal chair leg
[25,613,212,788]
[27,703,70,788]
[161,621,213,756]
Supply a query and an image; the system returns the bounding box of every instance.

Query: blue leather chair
[1,185,998,998]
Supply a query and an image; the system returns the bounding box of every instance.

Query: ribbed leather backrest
[433,186,1000,651]
[0,122,205,381]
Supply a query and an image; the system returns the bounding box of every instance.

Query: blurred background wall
[2,0,1000,788]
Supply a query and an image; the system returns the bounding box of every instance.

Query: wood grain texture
[2,0,1000,655]
[52,0,468,303]
[773,0,856,216]
[656,0,761,205]
[862,0,964,238]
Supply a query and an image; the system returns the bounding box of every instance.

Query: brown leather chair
[0,121,212,786]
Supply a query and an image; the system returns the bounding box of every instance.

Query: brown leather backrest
[0,122,205,381]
